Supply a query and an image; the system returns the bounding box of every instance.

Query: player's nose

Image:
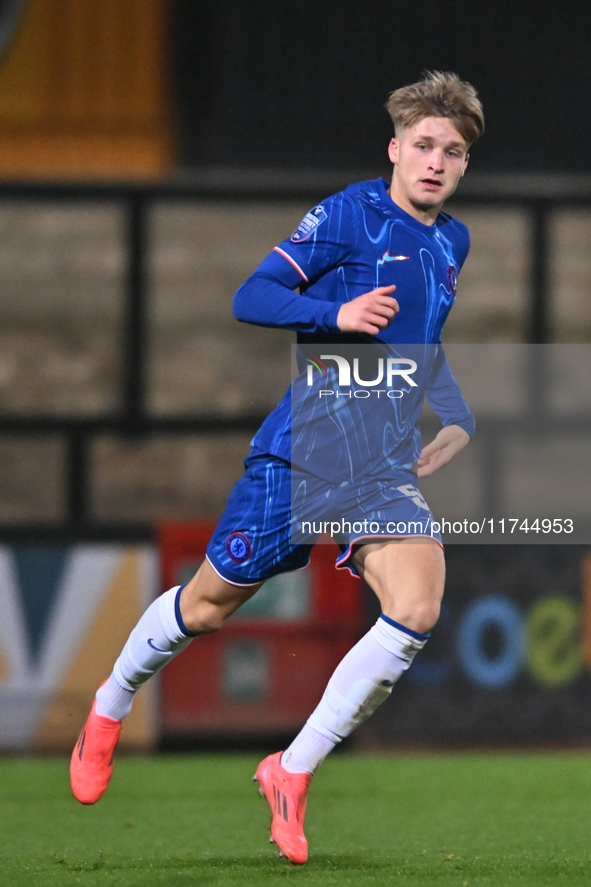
[428,151,444,172]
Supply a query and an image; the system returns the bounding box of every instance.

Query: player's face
[388,117,469,223]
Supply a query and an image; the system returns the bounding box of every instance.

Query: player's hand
[337,285,399,335]
[417,425,470,477]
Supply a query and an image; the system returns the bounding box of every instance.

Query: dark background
[171,0,591,172]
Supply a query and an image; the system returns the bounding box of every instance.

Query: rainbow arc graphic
[306,355,328,376]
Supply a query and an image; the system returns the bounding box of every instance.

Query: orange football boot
[70,693,122,805]
[253,752,313,865]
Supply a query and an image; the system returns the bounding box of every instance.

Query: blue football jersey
[233,178,474,474]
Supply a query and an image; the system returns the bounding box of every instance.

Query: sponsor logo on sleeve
[291,205,328,243]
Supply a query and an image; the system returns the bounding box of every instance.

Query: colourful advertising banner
[360,546,591,746]
[0,544,158,752]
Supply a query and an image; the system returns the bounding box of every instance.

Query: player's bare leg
[71,560,262,804]
[177,559,263,634]
[351,537,445,634]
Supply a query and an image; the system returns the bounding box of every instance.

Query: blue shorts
[206,448,442,586]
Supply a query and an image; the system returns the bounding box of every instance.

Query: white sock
[95,585,194,720]
[281,616,428,774]
[95,676,135,721]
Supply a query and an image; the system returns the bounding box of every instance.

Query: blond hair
[386,71,484,145]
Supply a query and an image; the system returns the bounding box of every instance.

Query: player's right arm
[233,258,340,333]
[336,286,398,335]
[233,194,398,336]
[234,268,399,335]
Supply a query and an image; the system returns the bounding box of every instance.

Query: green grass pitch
[1,751,591,886]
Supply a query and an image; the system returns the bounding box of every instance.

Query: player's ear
[461,153,470,176]
[388,138,398,164]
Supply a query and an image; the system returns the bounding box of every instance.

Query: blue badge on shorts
[226,532,252,563]
[291,205,327,243]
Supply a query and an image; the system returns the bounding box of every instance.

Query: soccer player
[71,71,484,865]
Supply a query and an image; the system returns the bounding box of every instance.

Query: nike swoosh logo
[147,638,168,652]
[382,251,410,262]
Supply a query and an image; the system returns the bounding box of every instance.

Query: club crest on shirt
[448,264,458,296]
[291,205,327,243]
[226,532,252,563]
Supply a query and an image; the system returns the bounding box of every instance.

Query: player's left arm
[417,424,470,477]
[418,346,475,478]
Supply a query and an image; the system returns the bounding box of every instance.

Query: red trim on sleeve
[273,246,309,282]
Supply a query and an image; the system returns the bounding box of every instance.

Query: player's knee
[394,597,441,635]
[181,601,228,636]
[412,598,441,634]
